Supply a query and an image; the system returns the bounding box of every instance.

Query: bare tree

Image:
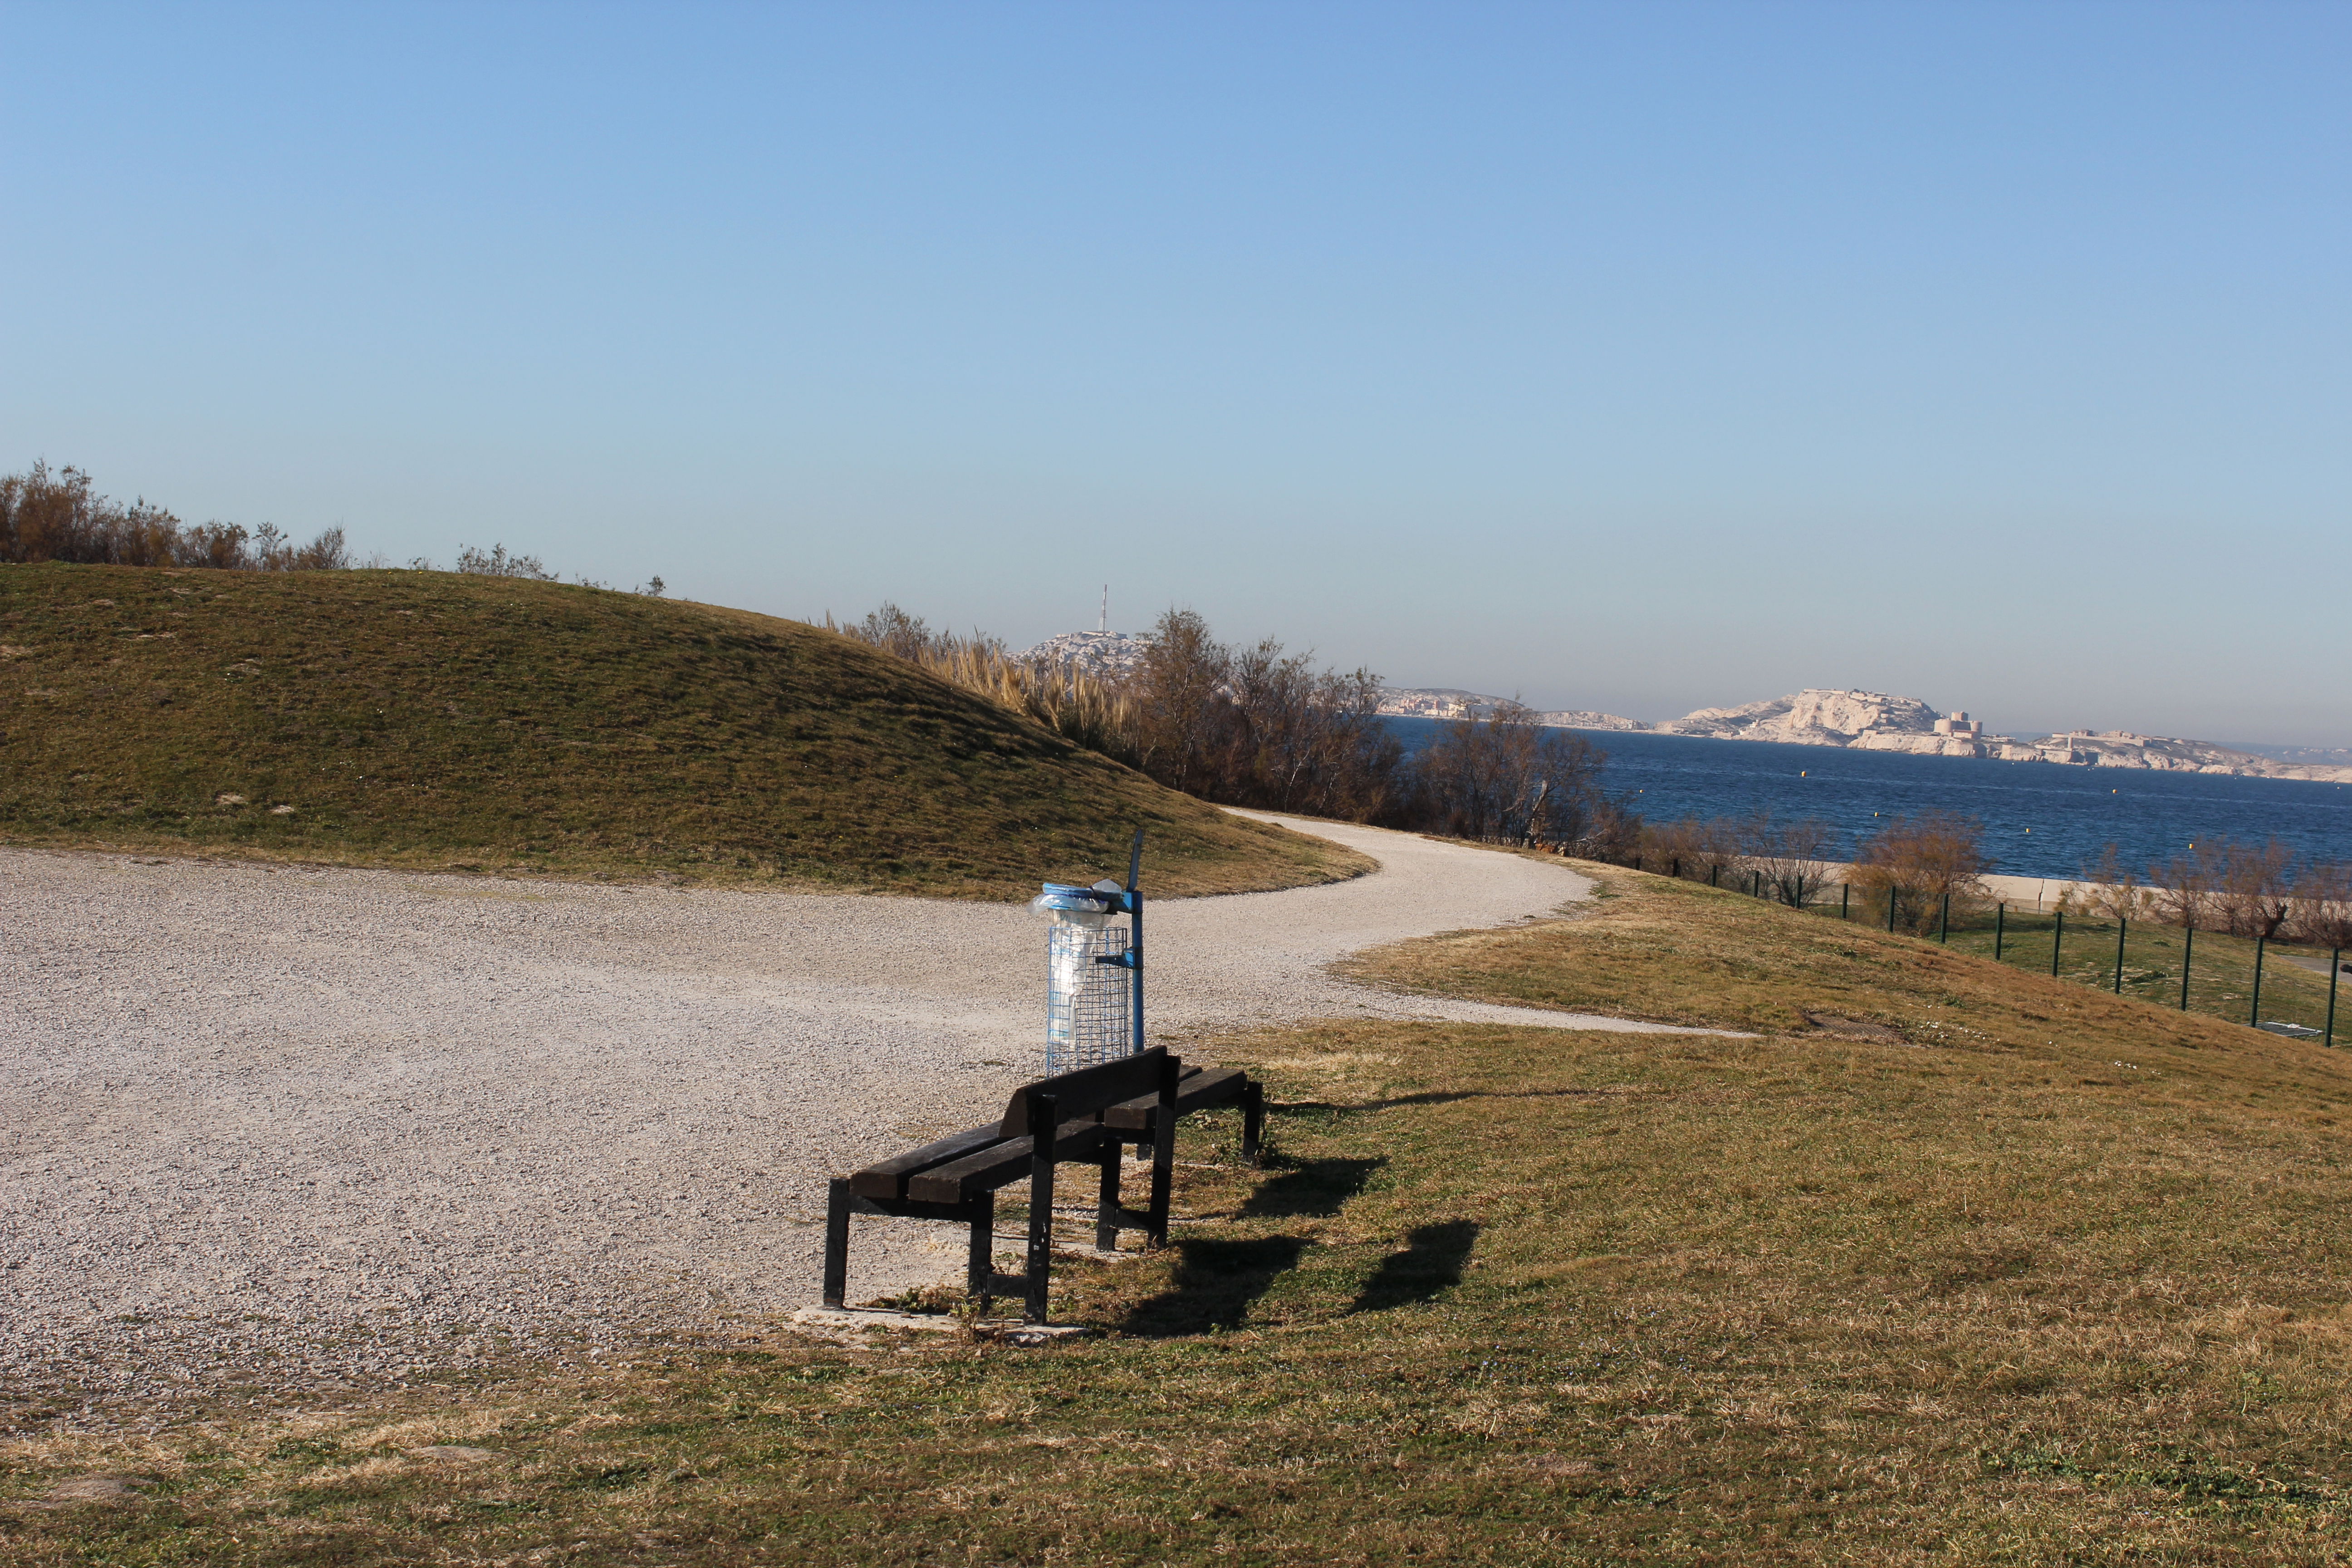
[456,543,557,581]
[1129,609,1233,801]
[1634,816,1739,882]
[2063,843,2160,920]
[842,601,956,664]
[1573,794,1647,864]
[1224,647,1401,820]
[1851,812,1989,934]
[0,461,348,571]
[2149,841,2224,931]
[2289,862,2352,950]
[836,602,1602,844]
[1737,813,1838,906]
[1413,701,1604,845]
[2217,838,2298,939]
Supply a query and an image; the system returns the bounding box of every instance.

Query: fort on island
[1361,683,2352,782]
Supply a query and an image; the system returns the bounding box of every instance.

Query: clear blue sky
[5,2,2346,745]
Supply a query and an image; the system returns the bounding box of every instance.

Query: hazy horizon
[5,3,2346,745]
[1013,634,2349,750]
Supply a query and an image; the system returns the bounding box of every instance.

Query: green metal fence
[1617,853,2345,1045]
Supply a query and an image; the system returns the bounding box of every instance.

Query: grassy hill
[18,869,2352,1563]
[0,563,1366,896]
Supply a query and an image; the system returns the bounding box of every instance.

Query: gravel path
[2,816,1691,1419]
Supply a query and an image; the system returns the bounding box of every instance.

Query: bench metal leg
[1024,1090,1058,1324]
[965,1191,995,1303]
[1241,1079,1265,1167]
[1147,1054,1179,1247]
[1095,1142,1124,1251]
[822,1177,852,1309]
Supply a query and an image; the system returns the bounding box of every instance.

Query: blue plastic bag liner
[1032,882,1117,913]
[1033,884,1111,1035]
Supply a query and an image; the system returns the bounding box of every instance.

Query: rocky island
[1020,635,2347,784]
[1374,685,2352,783]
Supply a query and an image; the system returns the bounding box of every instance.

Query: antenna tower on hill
[1100,585,1107,634]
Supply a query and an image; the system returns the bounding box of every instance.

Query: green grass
[1519,869,2347,1043]
[0,563,1367,897]
[1940,908,2345,1039]
[15,870,2352,1562]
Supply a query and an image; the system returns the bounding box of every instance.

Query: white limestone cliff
[1034,645,2350,783]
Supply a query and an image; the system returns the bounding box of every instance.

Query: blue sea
[1381,718,2352,880]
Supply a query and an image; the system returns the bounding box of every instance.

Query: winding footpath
[1,815,1710,1416]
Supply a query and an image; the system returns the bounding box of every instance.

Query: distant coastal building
[1019,630,1147,682]
[1011,649,2352,784]
[1380,691,1478,719]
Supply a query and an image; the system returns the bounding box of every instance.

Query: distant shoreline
[1375,686,2352,786]
[1534,725,2352,786]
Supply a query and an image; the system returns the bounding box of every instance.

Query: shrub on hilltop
[0,461,349,572]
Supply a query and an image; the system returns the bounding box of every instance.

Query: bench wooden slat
[824,1047,1264,1321]
[1101,1066,1249,1132]
[998,1048,1173,1135]
[847,1123,1007,1201]
[906,1121,1109,1204]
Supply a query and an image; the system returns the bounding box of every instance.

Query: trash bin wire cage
[1033,828,1147,1073]
[1046,920,1133,1073]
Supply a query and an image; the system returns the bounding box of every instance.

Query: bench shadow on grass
[1351,1220,1480,1313]
[1112,1171,1477,1336]
[1278,1087,1654,1115]
[1237,1157,1384,1219]
[1116,1235,1311,1337]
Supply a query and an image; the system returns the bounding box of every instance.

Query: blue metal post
[1127,828,1146,1056]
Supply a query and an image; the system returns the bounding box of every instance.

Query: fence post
[1994,903,2005,962]
[2328,948,2340,1049]
[1671,858,1680,880]
[1751,869,1761,899]
[1710,863,1719,888]
[2113,917,2127,994]
[1841,883,1849,921]
[1886,889,1897,933]
[2180,926,2193,1010]
[1938,892,1950,944]
[2250,936,2265,1027]
[2051,911,2063,977]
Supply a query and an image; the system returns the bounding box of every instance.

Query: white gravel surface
[3,814,1695,1420]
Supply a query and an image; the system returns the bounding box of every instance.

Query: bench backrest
[999,1047,1173,1136]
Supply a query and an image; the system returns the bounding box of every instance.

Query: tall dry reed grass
[832,603,1612,840]
[825,607,1139,764]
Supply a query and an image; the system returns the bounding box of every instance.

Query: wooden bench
[823,1046,1265,1323]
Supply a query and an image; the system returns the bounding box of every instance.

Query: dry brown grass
[11,868,2352,1563]
[0,564,1368,897]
